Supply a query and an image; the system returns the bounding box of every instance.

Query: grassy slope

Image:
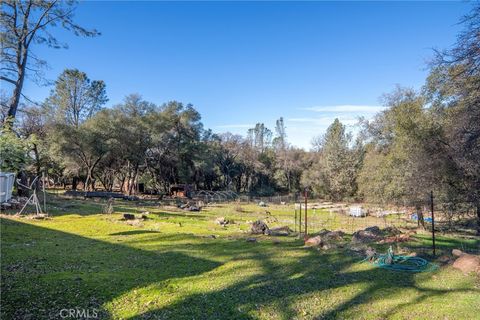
[1,198,479,319]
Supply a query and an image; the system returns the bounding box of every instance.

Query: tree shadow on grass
[0,218,221,320]
[130,240,479,320]
[109,230,161,236]
[2,218,478,320]
[149,211,206,220]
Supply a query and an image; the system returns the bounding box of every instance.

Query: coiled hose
[363,246,438,272]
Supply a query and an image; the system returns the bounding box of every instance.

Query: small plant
[234,204,244,212]
[102,198,114,214]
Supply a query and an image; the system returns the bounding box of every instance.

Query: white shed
[0,172,15,203]
[349,206,366,217]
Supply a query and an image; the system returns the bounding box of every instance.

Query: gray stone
[452,249,464,257]
[251,220,269,234]
[123,213,135,220]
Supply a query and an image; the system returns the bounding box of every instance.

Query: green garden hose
[363,246,438,272]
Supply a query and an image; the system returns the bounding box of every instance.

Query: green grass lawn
[1,197,479,319]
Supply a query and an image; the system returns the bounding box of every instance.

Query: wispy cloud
[288,116,358,126]
[303,105,385,113]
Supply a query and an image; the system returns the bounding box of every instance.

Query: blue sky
[19,1,471,149]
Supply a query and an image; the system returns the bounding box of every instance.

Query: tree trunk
[476,202,480,236]
[85,168,94,192]
[6,50,27,122]
[416,206,425,230]
[32,143,41,176]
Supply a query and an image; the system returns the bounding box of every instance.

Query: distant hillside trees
[1,4,479,234]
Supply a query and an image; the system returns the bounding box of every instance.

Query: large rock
[364,226,382,235]
[305,235,322,246]
[269,226,293,236]
[452,254,480,274]
[319,229,345,241]
[352,229,382,243]
[383,226,402,236]
[452,249,464,257]
[215,217,228,226]
[321,243,338,250]
[251,220,269,234]
[269,230,290,237]
[365,247,377,261]
[123,213,135,220]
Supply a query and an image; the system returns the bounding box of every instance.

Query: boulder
[452,254,480,274]
[123,213,135,220]
[258,201,267,207]
[246,237,257,243]
[383,226,402,236]
[349,244,367,252]
[305,235,322,246]
[365,247,377,261]
[269,226,293,236]
[352,229,381,243]
[251,220,269,235]
[215,217,227,225]
[364,226,382,235]
[452,249,464,257]
[321,243,338,250]
[269,230,290,237]
[320,230,345,241]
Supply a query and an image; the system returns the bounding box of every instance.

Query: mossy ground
[1,195,479,319]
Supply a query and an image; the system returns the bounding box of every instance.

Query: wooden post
[304,188,308,240]
[430,191,436,256]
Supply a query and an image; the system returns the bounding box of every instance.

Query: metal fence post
[304,188,308,239]
[430,191,436,256]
